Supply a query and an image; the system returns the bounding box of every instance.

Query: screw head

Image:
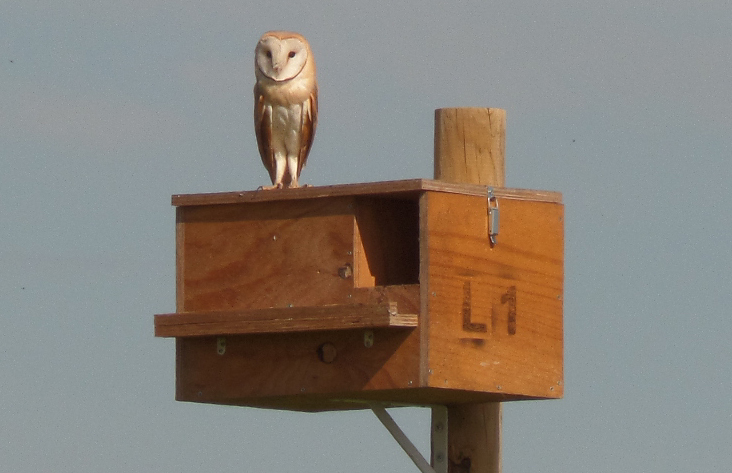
[363,330,374,348]
[338,264,353,279]
[317,342,337,364]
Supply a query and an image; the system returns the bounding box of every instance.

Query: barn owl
[254,31,318,189]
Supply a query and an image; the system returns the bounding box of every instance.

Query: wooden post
[434,108,505,187]
[433,107,506,473]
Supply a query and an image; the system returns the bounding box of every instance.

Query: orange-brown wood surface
[159,180,563,410]
[174,222,426,409]
[175,327,422,404]
[434,109,506,187]
[424,192,563,399]
[433,108,508,473]
[447,404,502,472]
[171,179,561,207]
[177,197,357,313]
[155,302,417,337]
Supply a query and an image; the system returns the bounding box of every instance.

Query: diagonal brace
[370,405,447,473]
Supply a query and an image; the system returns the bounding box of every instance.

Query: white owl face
[255,34,309,82]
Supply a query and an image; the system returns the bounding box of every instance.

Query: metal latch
[487,187,500,246]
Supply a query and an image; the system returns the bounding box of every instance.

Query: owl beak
[272,63,282,74]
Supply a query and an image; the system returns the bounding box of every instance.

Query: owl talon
[256,183,283,191]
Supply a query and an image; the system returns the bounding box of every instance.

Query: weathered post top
[435,107,506,186]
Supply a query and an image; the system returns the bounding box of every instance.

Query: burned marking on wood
[462,280,487,333]
[459,338,486,347]
[501,286,517,335]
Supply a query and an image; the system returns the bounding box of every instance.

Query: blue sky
[1,1,731,471]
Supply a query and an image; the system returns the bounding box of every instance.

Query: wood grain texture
[178,197,356,312]
[447,404,502,473]
[175,208,185,311]
[418,193,431,388]
[175,327,421,403]
[173,284,424,406]
[424,192,564,397]
[155,302,417,337]
[171,179,560,206]
[434,109,506,187]
[161,176,563,413]
[171,193,431,405]
[432,107,502,473]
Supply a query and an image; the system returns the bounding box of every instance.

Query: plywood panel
[424,192,563,399]
[350,284,421,314]
[175,327,422,403]
[155,303,417,337]
[178,198,356,312]
[171,179,561,207]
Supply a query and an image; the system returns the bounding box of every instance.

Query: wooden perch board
[155,303,417,337]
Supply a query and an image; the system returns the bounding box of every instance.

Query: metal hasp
[487,187,500,246]
[370,405,448,473]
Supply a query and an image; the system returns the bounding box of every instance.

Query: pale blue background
[1,1,731,471]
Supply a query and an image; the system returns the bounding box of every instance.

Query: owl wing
[254,86,276,184]
[297,85,318,176]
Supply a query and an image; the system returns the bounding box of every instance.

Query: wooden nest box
[154,178,563,411]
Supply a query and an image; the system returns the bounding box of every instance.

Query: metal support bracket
[430,406,448,473]
[370,405,448,473]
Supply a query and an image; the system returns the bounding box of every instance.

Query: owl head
[255,31,314,82]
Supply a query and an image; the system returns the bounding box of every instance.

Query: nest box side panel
[424,192,563,399]
[176,197,356,312]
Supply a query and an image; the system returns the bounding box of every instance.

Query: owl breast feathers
[254,31,318,189]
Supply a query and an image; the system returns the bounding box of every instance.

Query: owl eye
[266,51,272,59]
[288,51,296,58]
